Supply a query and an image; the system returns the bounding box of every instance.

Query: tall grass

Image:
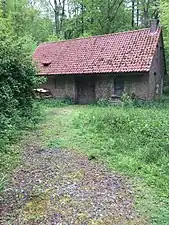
[73,106,169,194]
[72,105,169,223]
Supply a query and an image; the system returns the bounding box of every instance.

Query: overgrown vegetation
[73,106,169,191]
[0,13,41,192]
[38,101,169,224]
[73,106,169,224]
[39,98,74,108]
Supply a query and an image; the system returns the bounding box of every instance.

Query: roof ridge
[39,27,160,46]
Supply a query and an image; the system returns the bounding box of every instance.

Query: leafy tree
[1,0,54,44]
[61,0,132,39]
[160,0,169,76]
[0,0,169,73]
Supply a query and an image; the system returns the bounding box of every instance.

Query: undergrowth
[73,107,169,193]
[39,97,74,108]
[0,21,42,192]
[39,101,169,224]
[0,102,41,193]
[72,106,169,224]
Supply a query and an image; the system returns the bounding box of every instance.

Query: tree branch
[48,0,55,12]
[110,0,124,23]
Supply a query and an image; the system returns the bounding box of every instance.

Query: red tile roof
[33,28,161,75]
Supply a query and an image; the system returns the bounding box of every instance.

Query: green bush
[0,16,40,147]
[40,97,74,108]
[97,98,113,106]
[0,16,41,191]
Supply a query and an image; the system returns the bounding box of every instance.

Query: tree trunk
[137,0,139,27]
[132,0,135,27]
[142,0,150,27]
[81,0,84,35]
[60,0,66,33]
[152,0,159,19]
[91,0,94,25]
[54,0,59,35]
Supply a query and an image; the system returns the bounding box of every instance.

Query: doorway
[75,76,96,104]
[114,78,124,96]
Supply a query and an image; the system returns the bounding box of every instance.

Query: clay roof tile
[33,28,161,75]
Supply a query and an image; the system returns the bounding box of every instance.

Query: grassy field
[38,100,169,224]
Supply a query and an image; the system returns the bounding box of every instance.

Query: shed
[33,20,165,104]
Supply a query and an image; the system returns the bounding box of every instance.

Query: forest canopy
[0,1,165,40]
[0,0,169,72]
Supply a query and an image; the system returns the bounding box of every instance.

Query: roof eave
[37,70,150,76]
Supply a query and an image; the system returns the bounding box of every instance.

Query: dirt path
[0,108,144,225]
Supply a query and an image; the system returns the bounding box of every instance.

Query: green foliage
[160,1,169,76]
[7,0,53,43]
[97,98,113,107]
[40,97,74,108]
[62,0,133,39]
[120,93,134,106]
[73,106,169,193]
[47,34,63,42]
[38,104,169,224]
[21,35,37,53]
[0,14,42,192]
[71,105,169,224]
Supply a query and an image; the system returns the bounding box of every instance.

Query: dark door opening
[75,76,96,104]
[114,78,124,96]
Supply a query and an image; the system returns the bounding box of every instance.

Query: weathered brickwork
[40,72,161,102]
[124,74,149,99]
[148,36,164,99]
[95,74,149,100]
[95,76,113,100]
[41,75,76,100]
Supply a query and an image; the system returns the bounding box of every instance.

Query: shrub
[0,15,40,148]
[97,98,113,106]
[120,93,134,107]
[40,97,74,108]
[0,15,41,191]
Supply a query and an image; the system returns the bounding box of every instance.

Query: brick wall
[125,74,149,99]
[41,75,76,100]
[95,76,113,100]
[95,74,149,100]
[148,36,164,99]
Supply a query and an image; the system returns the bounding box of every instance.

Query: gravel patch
[0,145,143,224]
